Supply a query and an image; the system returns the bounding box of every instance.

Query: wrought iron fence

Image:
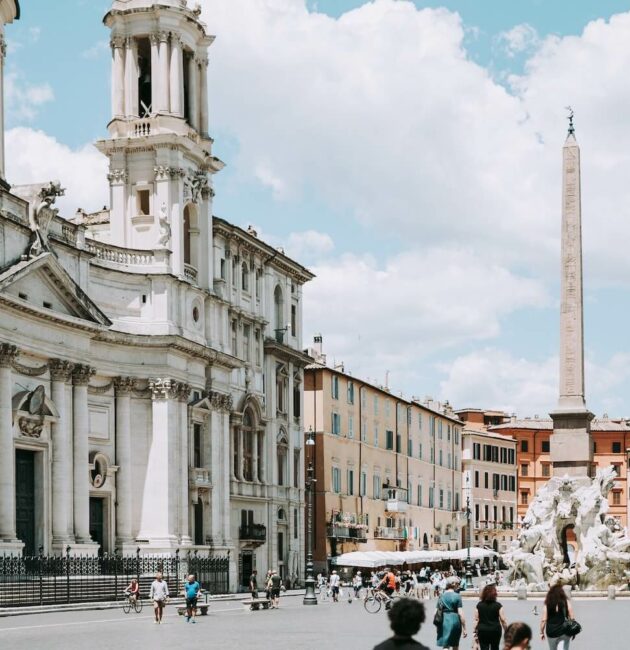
[0,550,230,608]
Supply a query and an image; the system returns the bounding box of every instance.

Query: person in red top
[125,578,140,603]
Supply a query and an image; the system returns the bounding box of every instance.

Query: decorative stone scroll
[10,358,48,377]
[88,380,115,395]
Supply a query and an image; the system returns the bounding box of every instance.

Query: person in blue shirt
[184,574,202,623]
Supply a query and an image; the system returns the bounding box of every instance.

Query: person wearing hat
[329,570,341,602]
[435,576,467,649]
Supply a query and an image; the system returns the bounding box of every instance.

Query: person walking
[249,569,258,600]
[148,572,169,624]
[503,622,532,650]
[184,574,201,623]
[473,584,507,650]
[329,570,341,602]
[268,570,282,608]
[373,598,431,650]
[435,576,467,649]
[540,584,575,649]
[352,571,363,599]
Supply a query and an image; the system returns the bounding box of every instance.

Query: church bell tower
[96,0,223,289]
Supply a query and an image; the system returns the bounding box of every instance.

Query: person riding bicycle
[377,568,397,597]
[124,578,140,603]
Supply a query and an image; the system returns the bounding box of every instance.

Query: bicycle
[122,592,144,614]
[363,587,400,614]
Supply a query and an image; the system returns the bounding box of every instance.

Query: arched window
[274,285,284,334]
[277,431,288,486]
[242,262,249,292]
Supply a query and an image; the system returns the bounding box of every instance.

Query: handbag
[561,618,582,637]
[433,598,444,627]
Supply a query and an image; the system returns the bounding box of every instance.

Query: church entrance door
[15,450,36,556]
[89,497,105,556]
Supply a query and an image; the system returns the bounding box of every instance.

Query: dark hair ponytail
[503,622,532,650]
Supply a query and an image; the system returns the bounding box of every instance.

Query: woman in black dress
[540,584,575,649]
[473,584,507,650]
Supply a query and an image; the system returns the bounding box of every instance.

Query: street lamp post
[303,429,317,605]
[465,474,473,585]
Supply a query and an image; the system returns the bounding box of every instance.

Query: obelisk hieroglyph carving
[550,109,594,478]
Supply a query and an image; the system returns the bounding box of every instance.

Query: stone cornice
[263,338,312,367]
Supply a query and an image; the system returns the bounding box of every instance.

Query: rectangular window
[439,449,443,466]
[475,504,480,523]
[484,472,489,489]
[373,396,379,415]
[347,470,354,496]
[360,471,367,496]
[294,508,298,539]
[521,440,529,453]
[473,443,481,460]
[438,489,444,509]
[509,475,516,492]
[231,320,238,356]
[428,487,434,508]
[348,416,354,439]
[408,439,413,457]
[447,491,452,510]
[521,464,529,477]
[137,188,151,215]
[613,441,622,454]
[331,376,339,400]
[613,491,621,505]
[521,491,529,505]
[501,474,508,491]
[386,430,394,450]
[220,258,226,280]
[373,475,381,499]
[293,451,300,488]
[474,470,479,488]
[291,304,297,337]
[509,506,514,522]
[613,464,621,476]
[418,412,422,430]
[293,386,301,418]
[418,443,423,460]
[347,381,355,404]
[193,423,202,467]
[243,324,251,362]
[361,421,367,442]
[361,388,366,408]
[331,413,341,435]
[509,449,515,465]
[332,467,341,493]
[593,442,597,453]
[430,446,434,463]
[417,484,422,507]
[541,440,550,453]
[232,258,237,287]
[374,424,379,447]
[254,329,261,366]
[396,434,401,453]
[407,408,412,426]
[492,473,499,491]
[447,425,451,442]
[438,421,443,439]
[542,464,550,477]
[492,446,499,463]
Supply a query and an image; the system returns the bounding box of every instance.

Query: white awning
[332,547,496,568]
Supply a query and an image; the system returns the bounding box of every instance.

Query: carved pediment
[0,253,112,326]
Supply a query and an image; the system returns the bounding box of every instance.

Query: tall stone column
[124,37,138,117]
[158,31,170,113]
[114,377,135,545]
[187,55,199,131]
[0,36,7,185]
[0,344,18,541]
[169,34,183,117]
[137,379,179,547]
[50,360,75,547]
[111,37,125,119]
[211,409,223,543]
[178,383,192,545]
[150,33,160,114]
[550,116,594,478]
[72,364,95,543]
[199,56,209,138]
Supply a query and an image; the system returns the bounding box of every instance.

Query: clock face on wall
[28,385,46,415]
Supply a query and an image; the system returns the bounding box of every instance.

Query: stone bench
[244,598,271,611]
[176,604,209,616]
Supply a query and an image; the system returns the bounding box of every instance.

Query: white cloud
[82,40,110,59]
[286,230,334,261]
[496,23,540,58]
[5,72,54,121]
[28,27,42,43]
[5,127,109,216]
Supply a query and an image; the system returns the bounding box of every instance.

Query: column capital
[114,376,137,396]
[200,56,209,68]
[148,377,180,400]
[158,30,170,43]
[110,36,126,50]
[176,382,191,403]
[125,36,134,49]
[73,365,96,386]
[150,32,160,46]
[107,169,128,185]
[171,33,182,47]
[0,344,18,368]
[209,390,233,412]
[49,359,75,382]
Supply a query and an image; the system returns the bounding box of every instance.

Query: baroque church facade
[0,0,312,590]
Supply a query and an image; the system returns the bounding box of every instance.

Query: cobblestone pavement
[0,594,622,649]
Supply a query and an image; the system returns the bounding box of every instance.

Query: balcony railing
[374,526,405,540]
[327,525,367,542]
[239,524,267,542]
[383,488,408,513]
[189,467,211,489]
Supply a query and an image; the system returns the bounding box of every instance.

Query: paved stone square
[0,595,624,649]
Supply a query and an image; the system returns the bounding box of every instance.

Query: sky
[6,0,630,418]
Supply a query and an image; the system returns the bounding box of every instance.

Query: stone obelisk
[550,110,594,477]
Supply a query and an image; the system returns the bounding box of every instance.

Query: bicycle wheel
[363,596,382,614]
[122,598,131,614]
[133,598,143,613]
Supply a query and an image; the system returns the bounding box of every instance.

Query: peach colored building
[488,416,630,528]
[304,343,462,573]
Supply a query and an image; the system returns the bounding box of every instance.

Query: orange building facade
[489,417,630,527]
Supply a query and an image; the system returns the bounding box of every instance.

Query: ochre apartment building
[303,340,463,573]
